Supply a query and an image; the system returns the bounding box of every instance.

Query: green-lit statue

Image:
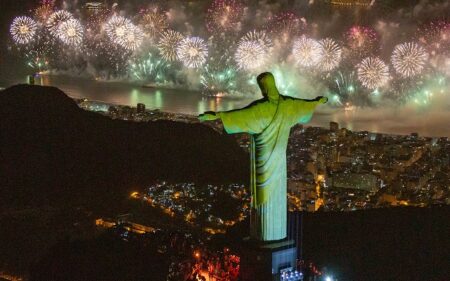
[199,72,327,241]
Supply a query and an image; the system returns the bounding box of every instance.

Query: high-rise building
[330,121,339,132]
[137,103,146,114]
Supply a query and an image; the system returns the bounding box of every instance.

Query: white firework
[391,42,429,78]
[317,38,342,72]
[176,37,208,68]
[234,30,273,70]
[105,15,132,45]
[57,19,83,47]
[10,16,37,44]
[47,10,74,36]
[357,57,390,89]
[121,24,144,51]
[158,30,184,61]
[292,36,321,68]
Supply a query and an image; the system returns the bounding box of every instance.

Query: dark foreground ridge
[300,206,450,281]
[0,84,249,209]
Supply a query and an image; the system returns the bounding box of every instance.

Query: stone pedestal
[239,239,297,281]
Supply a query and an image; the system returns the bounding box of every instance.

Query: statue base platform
[239,238,297,281]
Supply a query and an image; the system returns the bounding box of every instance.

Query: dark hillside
[0,84,249,210]
[299,207,450,281]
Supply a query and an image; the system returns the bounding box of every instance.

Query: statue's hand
[198,111,219,122]
[315,96,328,104]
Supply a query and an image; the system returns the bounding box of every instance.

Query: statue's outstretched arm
[293,96,328,104]
[314,96,328,104]
[289,95,328,125]
[198,111,219,122]
[199,101,263,134]
[198,99,262,123]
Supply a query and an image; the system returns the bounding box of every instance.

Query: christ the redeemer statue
[199,72,327,241]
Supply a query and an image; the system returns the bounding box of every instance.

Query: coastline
[1,76,449,138]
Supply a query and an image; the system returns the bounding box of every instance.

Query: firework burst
[330,71,359,105]
[25,50,50,72]
[177,37,208,68]
[292,36,321,68]
[417,20,450,57]
[157,29,184,61]
[34,3,54,23]
[122,25,144,51]
[206,0,245,33]
[46,10,74,36]
[200,65,236,95]
[200,52,237,95]
[129,52,170,83]
[57,19,83,47]
[85,6,110,36]
[235,31,273,70]
[266,12,307,44]
[105,15,132,45]
[317,38,342,72]
[345,26,379,59]
[391,42,428,78]
[139,9,168,38]
[357,57,390,89]
[105,16,143,51]
[10,16,37,44]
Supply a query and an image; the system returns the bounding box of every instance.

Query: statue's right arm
[198,111,220,122]
[292,96,328,104]
[314,96,328,104]
[203,102,262,134]
[198,101,259,122]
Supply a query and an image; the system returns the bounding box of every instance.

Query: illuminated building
[84,2,105,11]
[84,1,106,16]
[137,103,146,113]
[95,218,116,228]
[328,0,374,6]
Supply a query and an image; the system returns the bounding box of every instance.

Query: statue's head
[257,72,279,101]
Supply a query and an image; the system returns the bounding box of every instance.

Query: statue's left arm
[288,96,328,124]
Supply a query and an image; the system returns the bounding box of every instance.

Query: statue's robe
[219,93,322,241]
